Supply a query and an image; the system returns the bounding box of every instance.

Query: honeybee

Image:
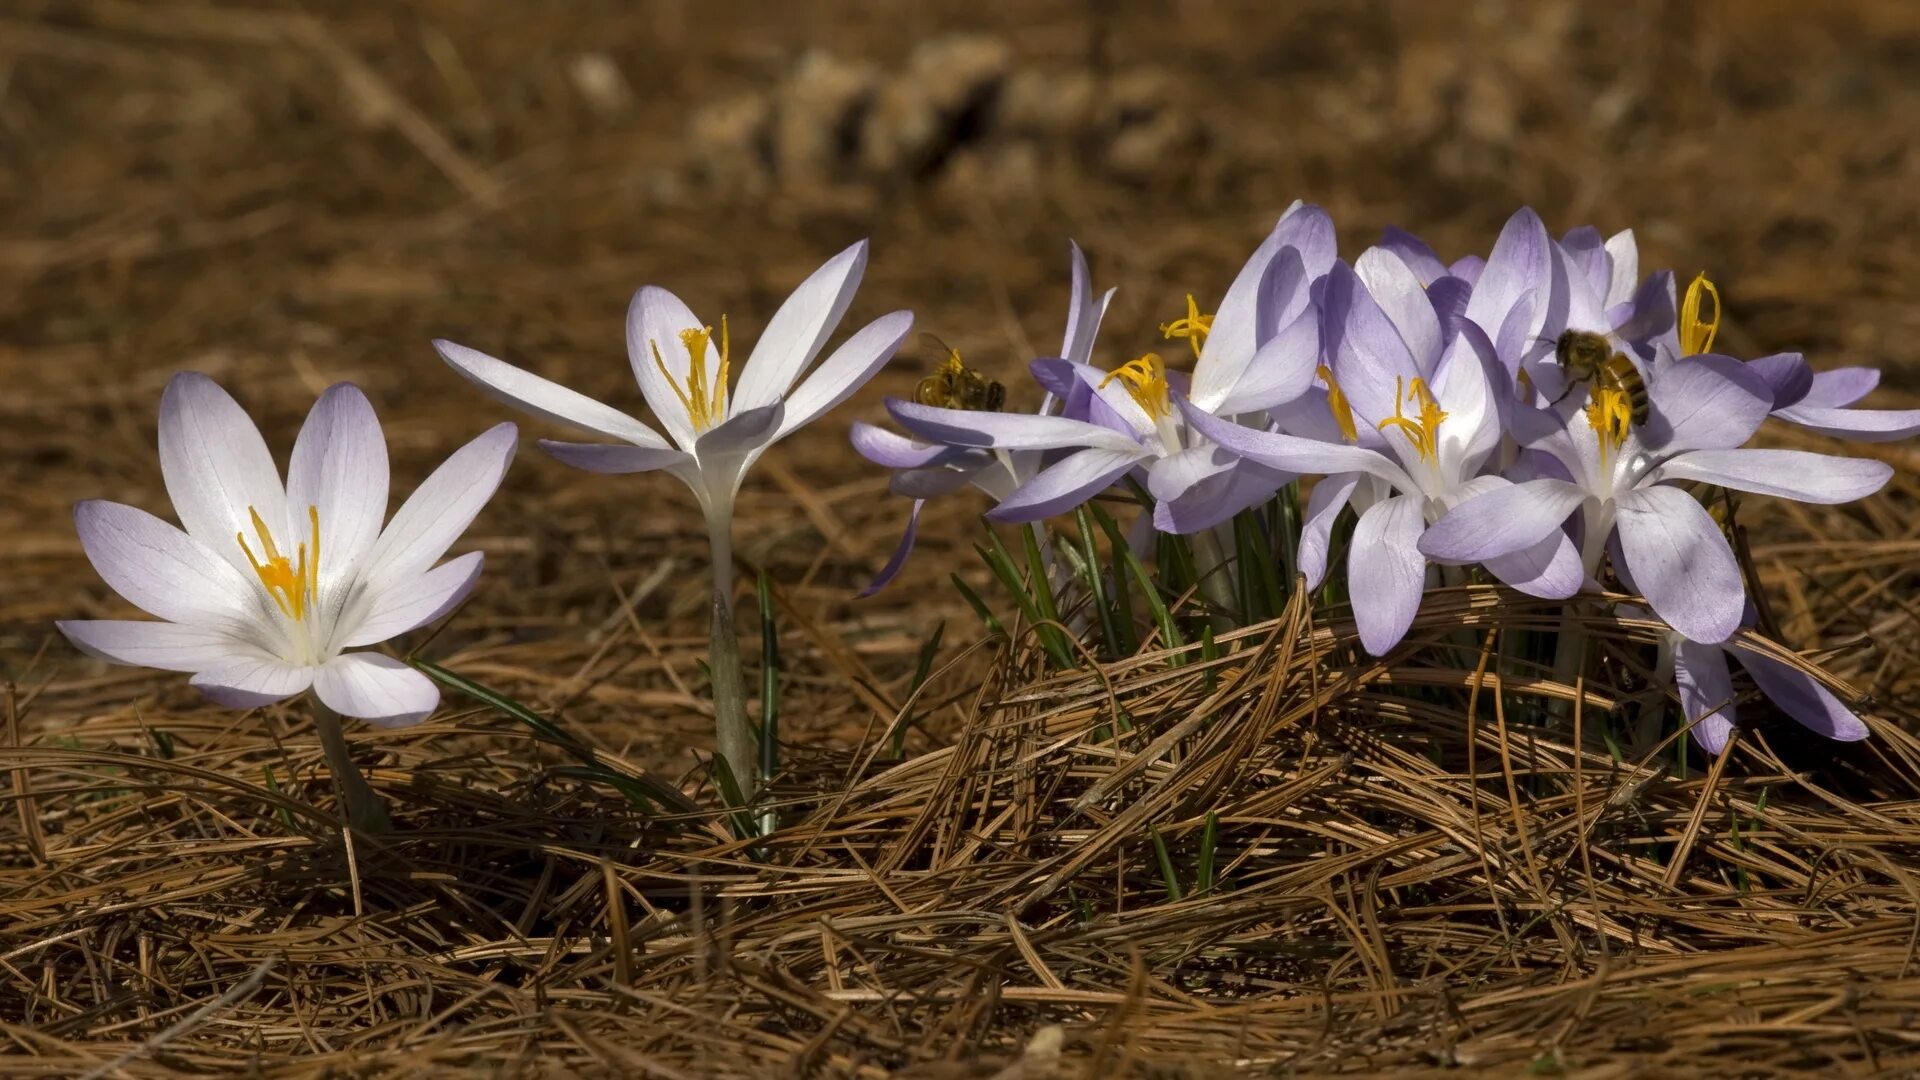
[914,335,1006,411]
[1550,329,1649,425]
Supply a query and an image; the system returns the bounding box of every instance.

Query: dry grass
[6,0,1920,1075]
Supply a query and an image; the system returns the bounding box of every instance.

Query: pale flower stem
[1188,527,1237,632]
[705,515,759,804]
[312,699,391,834]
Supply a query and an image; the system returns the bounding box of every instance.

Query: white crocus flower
[59,373,517,726]
[433,240,912,795]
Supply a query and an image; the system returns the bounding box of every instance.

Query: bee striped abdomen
[1597,353,1650,425]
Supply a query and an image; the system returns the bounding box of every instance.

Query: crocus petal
[1728,642,1870,742]
[1356,246,1442,375]
[1484,530,1585,599]
[191,656,313,709]
[1651,448,1892,504]
[695,402,783,459]
[538,440,695,474]
[337,551,484,648]
[1377,226,1448,285]
[731,240,868,412]
[1324,261,1420,427]
[890,464,984,499]
[859,500,923,597]
[1348,494,1427,657]
[1207,305,1320,415]
[1603,229,1639,311]
[886,399,1140,453]
[774,310,914,441]
[1773,403,1920,444]
[986,447,1144,523]
[74,500,265,630]
[1464,208,1550,346]
[1154,458,1289,535]
[1795,367,1880,409]
[1747,353,1813,408]
[157,372,289,573]
[1612,270,1675,351]
[626,286,707,450]
[1417,478,1587,563]
[1062,241,1116,366]
[359,423,516,589]
[434,339,669,448]
[1194,219,1287,383]
[314,652,439,727]
[1642,353,1772,452]
[1614,485,1744,644]
[286,383,389,584]
[850,421,953,470]
[1297,472,1358,591]
[1673,639,1736,754]
[58,619,252,674]
[1179,399,1404,484]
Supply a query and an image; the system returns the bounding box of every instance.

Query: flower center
[651,316,731,433]
[1376,376,1448,466]
[1679,272,1720,357]
[1586,383,1634,464]
[1319,365,1358,442]
[1100,352,1172,419]
[1159,294,1213,360]
[239,505,319,621]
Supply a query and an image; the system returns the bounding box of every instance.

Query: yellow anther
[1159,294,1214,360]
[1516,366,1535,403]
[1679,272,1720,357]
[1319,365,1358,443]
[1099,352,1172,419]
[238,505,320,621]
[1585,384,1634,463]
[1376,376,1448,466]
[651,314,732,433]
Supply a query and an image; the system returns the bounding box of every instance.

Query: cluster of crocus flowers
[856,205,1911,754]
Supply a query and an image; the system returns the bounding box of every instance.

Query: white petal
[538,440,694,474]
[191,656,314,709]
[626,286,707,451]
[314,653,440,727]
[435,339,669,448]
[774,310,913,441]
[359,423,516,590]
[286,383,388,587]
[58,619,253,673]
[157,372,289,575]
[337,551,484,648]
[73,500,267,630]
[732,240,868,412]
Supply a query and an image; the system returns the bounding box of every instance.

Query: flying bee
[914,334,1006,411]
[1549,329,1649,425]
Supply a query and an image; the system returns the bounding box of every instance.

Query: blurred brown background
[3,0,1918,760]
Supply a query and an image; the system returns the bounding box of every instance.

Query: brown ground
[4,1,1920,1075]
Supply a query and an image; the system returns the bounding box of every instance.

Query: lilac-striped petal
[74,500,263,629]
[1464,208,1549,345]
[626,286,707,450]
[360,423,516,589]
[1614,485,1743,644]
[314,652,439,727]
[1643,353,1772,452]
[1418,478,1587,563]
[733,240,868,411]
[775,310,913,440]
[1450,255,1485,285]
[1062,241,1116,366]
[1603,229,1639,310]
[1357,246,1443,374]
[1796,367,1879,409]
[1612,270,1675,350]
[1179,399,1402,483]
[1748,353,1813,408]
[58,620,251,674]
[1348,494,1427,657]
[859,499,924,597]
[986,447,1143,523]
[1377,226,1447,285]
[338,551,484,648]
[157,372,289,573]
[1772,403,1920,443]
[191,656,314,709]
[891,461,989,499]
[1154,458,1289,535]
[886,399,1140,453]
[1729,642,1869,742]
[539,440,694,474]
[1324,262,1420,427]
[287,384,388,586]
[1428,277,1472,340]
[1205,305,1319,415]
[1196,219,1288,380]
[1649,448,1891,504]
[434,339,668,448]
[850,422,952,470]
[1484,529,1585,599]
[1673,639,1736,754]
[1297,472,1358,590]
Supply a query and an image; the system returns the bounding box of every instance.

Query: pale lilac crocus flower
[1419,356,1892,644]
[60,373,515,726]
[436,241,912,795]
[1182,259,1583,656]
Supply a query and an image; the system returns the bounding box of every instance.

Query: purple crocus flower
[1669,626,1870,755]
[1180,259,1584,656]
[1419,356,1892,644]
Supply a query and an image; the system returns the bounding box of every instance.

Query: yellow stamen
[1679,272,1720,356]
[238,505,320,621]
[1099,353,1172,419]
[1516,366,1535,403]
[1376,376,1448,466]
[1586,384,1634,463]
[650,314,731,432]
[1319,365,1358,443]
[1159,294,1214,360]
